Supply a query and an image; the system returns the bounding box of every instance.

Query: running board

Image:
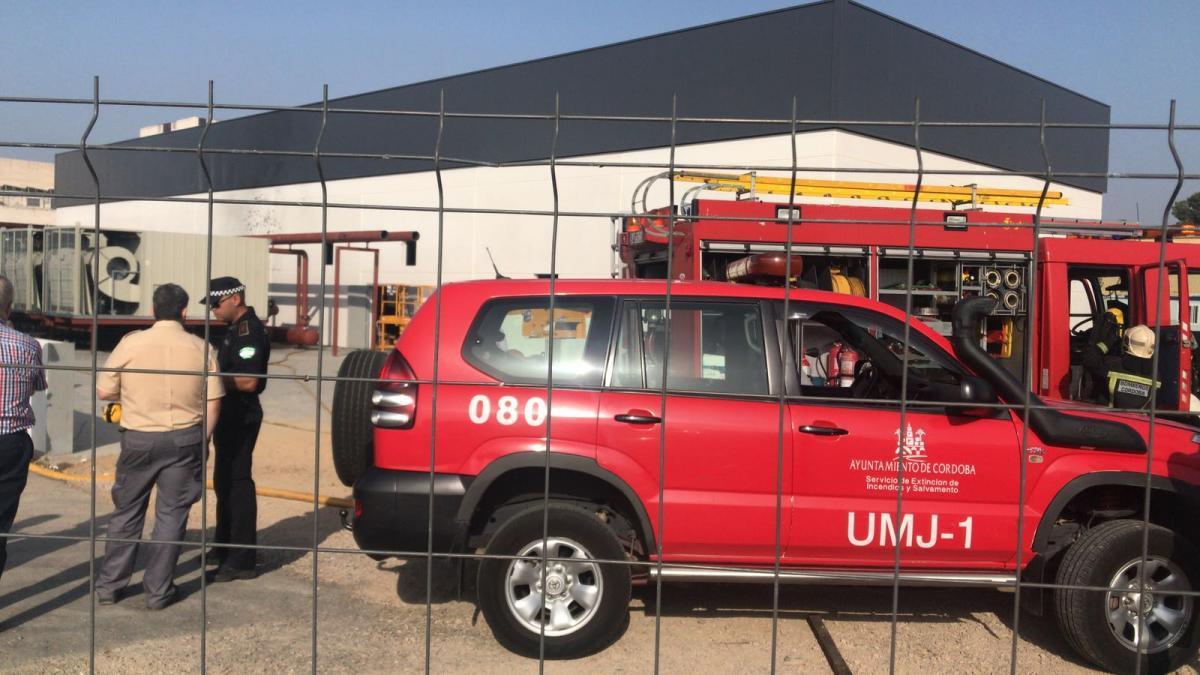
[647,567,1016,588]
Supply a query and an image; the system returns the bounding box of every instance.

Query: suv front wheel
[1055,519,1200,673]
[477,502,631,658]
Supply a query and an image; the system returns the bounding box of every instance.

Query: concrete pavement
[0,472,424,673]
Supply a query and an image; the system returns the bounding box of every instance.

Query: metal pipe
[257,230,418,245]
[333,248,340,356]
[371,248,379,349]
[269,247,309,324]
[332,245,380,356]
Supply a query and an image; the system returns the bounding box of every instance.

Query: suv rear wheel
[477,502,631,658]
[1055,519,1200,673]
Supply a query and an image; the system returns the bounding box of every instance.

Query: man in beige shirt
[95,283,223,609]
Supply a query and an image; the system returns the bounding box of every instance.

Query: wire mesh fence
[0,78,1197,673]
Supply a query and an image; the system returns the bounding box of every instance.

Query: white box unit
[130,230,268,314]
[0,228,39,311]
[170,116,207,132]
[41,227,86,315]
[4,227,269,319]
[138,123,170,138]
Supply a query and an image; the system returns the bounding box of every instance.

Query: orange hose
[28,462,352,509]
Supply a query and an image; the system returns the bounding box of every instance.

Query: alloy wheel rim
[504,536,604,637]
[1106,555,1193,654]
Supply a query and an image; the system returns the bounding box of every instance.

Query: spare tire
[332,349,389,487]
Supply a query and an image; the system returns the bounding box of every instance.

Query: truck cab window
[1067,266,1131,402]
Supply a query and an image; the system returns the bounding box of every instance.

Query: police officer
[1083,320,1159,409]
[202,276,270,581]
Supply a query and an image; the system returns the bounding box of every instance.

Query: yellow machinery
[375,284,434,350]
[373,289,588,349]
[520,308,590,339]
[672,171,1068,208]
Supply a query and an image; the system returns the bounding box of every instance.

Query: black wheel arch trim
[455,453,657,553]
[1032,472,1200,554]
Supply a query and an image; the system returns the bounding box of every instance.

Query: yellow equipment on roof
[673,171,1068,208]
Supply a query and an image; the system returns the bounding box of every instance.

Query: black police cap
[199,276,246,305]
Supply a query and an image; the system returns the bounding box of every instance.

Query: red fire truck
[620,191,1200,414]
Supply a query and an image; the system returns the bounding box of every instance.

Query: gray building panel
[54,0,1107,208]
[832,2,1108,187]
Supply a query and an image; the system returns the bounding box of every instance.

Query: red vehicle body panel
[371,279,1200,573]
[623,199,1200,411]
[1037,238,1197,402]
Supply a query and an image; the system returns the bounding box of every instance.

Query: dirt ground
[5,346,1200,673]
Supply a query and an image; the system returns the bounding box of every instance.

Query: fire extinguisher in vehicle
[837,346,858,388]
[826,343,841,386]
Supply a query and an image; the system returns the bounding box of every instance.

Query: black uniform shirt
[218,306,271,398]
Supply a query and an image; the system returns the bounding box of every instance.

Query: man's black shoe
[96,589,118,606]
[210,566,256,583]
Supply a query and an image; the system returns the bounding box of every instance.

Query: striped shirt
[0,323,47,435]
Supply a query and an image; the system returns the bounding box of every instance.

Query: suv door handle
[615,411,662,424]
[798,424,848,436]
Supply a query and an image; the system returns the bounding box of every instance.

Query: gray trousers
[97,425,204,604]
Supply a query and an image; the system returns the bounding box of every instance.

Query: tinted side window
[612,300,768,396]
[787,304,964,403]
[464,297,613,387]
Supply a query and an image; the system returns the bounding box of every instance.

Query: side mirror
[957,375,998,417]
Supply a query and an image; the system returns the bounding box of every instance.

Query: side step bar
[647,566,1016,588]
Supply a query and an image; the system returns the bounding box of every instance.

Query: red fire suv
[332,279,1200,672]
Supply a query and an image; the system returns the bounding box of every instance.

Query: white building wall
[55,130,1102,346]
[0,157,54,227]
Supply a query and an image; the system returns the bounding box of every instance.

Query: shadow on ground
[631,582,1094,668]
[252,505,344,576]
[0,504,343,631]
[385,557,463,605]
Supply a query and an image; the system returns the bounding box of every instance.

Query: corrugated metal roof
[54,0,1109,207]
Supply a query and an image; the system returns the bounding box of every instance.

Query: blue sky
[2,0,1197,221]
